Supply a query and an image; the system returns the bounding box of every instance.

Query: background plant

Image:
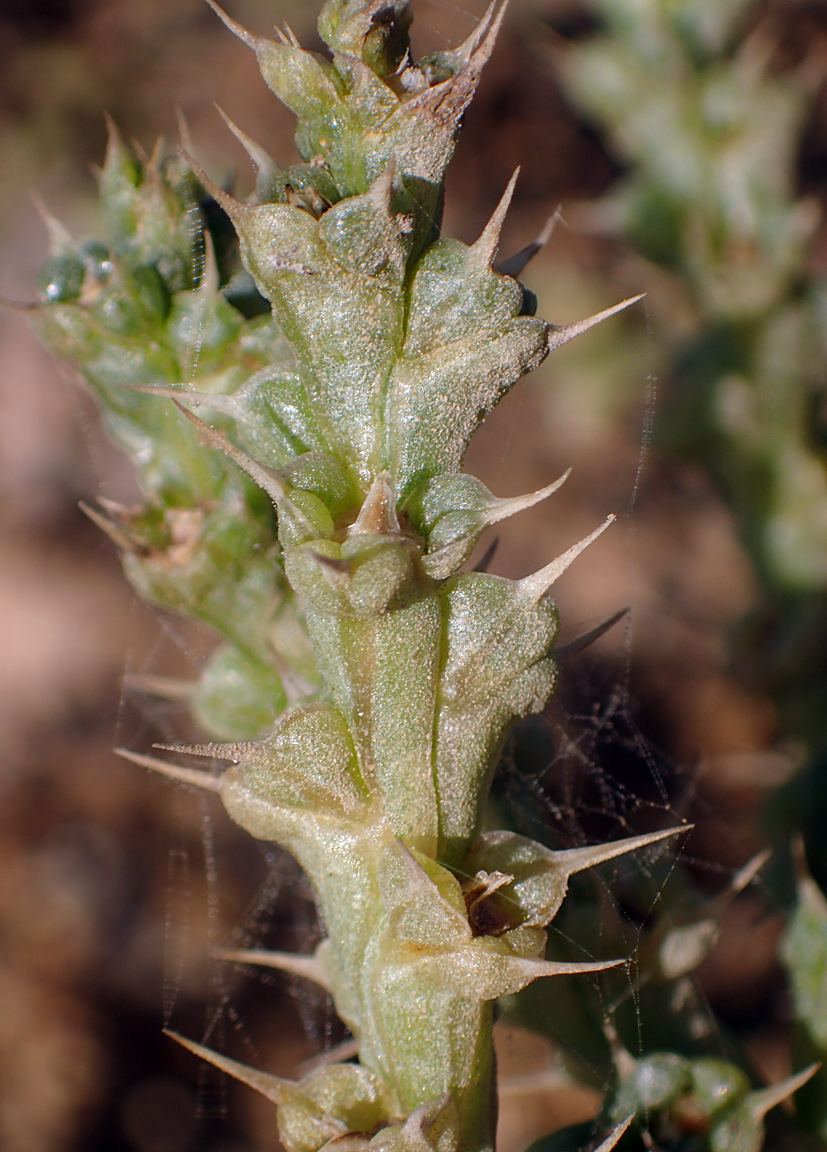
[538,0,827,1142]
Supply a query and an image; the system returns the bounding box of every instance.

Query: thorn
[173,402,314,530]
[395,840,431,887]
[126,383,242,419]
[31,191,73,254]
[453,0,499,62]
[282,21,301,48]
[0,294,39,312]
[79,501,136,553]
[486,469,570,527]
[554,825,690,878]
[174,106,197,157]
[595,1117,636,1152]
[216,947,332,990]
[468,0,509,69]
[298,1037,360,1075]
[749,1063,819,1117]
[103,110,122,152]
[472,537,499,573]
[178,148,246,222]
[603,1018,636,1080]
[687,846,774,931]
[350,472,400,536]
[310,551,353,576]
[523,956,626,980]
[518,514,616,602]
[730,848,771,894]
[368,158,397,213]
[204,0,259,49]
[114,748,224,792]
[471,168,520,266]
[497,208,560,278]
[95,496,131,517]
[214,104,281,187]
[555,607,630,657]
[548,294,645,352]
[155,740,251,762]
[165,1030,291,1105]
[406,0,508,115]
[147,136,166,178]
[123,671,197,701]
[454,0,509,70]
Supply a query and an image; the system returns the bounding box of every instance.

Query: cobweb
[103,3,763,1149]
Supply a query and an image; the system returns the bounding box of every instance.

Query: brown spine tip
[204,0,259,49]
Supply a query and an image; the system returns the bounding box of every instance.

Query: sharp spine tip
[214,104,280,182]
[554,606,630,657]
[731,848,772,894]
[454,0,498,61]
[749,1063,820,1117]
[547,294,645,352]
[369,159,397,212]
[173,402,308,524]
[178,148,241,217]
[123,672,197,701]
[79,501,136,553]
[130,384,241,419]
[462,0,509,70]
[204,0,258,48]
[174,106,196,157]
[216,947,331,990]
[31,191,73,252]
[472,168,520,265]
[496,207,561,278]
[114,747,224,792]
[556,825,691,878]
[486,469,570,527]
[165,1030,291,1104]
[0,294,40,312]
[350,471,400,536]
[518,514,616,602]
[281,21,301,48]
[541,956,627,978]
[594,1117,636,1152]
[155,740,251,761]
[310,551,353,577]
[103,110,120,143]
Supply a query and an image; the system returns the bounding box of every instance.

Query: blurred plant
[558,0,825,593]
[536,0,827,1142]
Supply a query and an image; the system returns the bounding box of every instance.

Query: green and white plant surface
[27,0,818,1149]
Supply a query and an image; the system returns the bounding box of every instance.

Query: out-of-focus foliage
[560,0,827,593]
[547,0,827,1143]
[781,877,827,1138]
[31,129,318,741]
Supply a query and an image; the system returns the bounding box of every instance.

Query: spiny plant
[26,0,815,1149]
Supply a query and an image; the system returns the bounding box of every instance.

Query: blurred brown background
[2,1,826,1149]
